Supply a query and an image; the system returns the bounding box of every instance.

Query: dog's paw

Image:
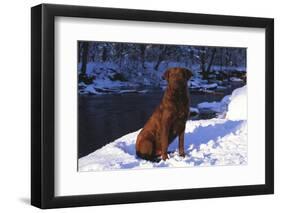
[161,153,169,161]
[179,152,186,158]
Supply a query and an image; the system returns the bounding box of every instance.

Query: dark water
[78,82,244,158]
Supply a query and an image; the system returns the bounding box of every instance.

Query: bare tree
[206,48,217,74]
[78,42,82,63]
[102,45,107,62]
[154,45,167,71]
[139,44,146,69]
[199,47,216,80]
[199,47,207,79]
[80,42,89,75]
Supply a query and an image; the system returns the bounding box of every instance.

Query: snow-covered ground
[197,95,231,117]
[78,86,247,171]
[78,61,245,95]
[230,77,244,82]
[79,80,141,95]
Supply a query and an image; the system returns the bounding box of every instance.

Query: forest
[77,41,246,94]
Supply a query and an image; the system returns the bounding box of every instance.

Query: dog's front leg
[161,113,172,160]
[178,130,185,157]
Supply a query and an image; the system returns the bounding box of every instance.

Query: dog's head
[163,67,193,89]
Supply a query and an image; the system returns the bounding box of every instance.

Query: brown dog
[136,67,192,161]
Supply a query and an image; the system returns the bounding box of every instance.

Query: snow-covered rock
[197,95,230,117]
[201,83,218,90]
[78,86,247,171]
[189,78,221,94]
[190,107,199,115]
[230,77,243,82]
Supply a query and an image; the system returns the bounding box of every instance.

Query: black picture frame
[31,3,274,209]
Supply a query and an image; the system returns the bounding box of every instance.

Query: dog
[136,67,192,161]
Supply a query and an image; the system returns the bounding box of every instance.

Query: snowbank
[197,95,230,118]
[196,85,247,120]
[226,86,247,120]
[79,86,247,171]
[198,101,224,113]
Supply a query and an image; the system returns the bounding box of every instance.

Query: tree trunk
[154,46,166,71]
[206,48,216,74]
[118,44,123,72]
[200,48,207,79]
[81,42,89,75]
[140,45,146,69]
[220,48,223,72]
[102,46,107,62]
[78,43,82,63]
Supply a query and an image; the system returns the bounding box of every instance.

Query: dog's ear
[163,69,171,81]
[184,69,193,80]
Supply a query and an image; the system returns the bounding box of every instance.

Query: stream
[78,81,244,158]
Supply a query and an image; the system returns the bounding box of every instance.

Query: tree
[79,42,95,84]
[80,42,89,75]
[199,47,216,80]
[154,45,167,70]
[139,44,146,69]
[78,42,82,63]
[102,45,108,62]
[206,48,217,75]
[116,43,124,71]
[199,47,207,79]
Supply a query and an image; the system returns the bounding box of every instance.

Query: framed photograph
[31,3,274,209]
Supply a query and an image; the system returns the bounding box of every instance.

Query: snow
[80,78,141,95]
[201,83,218,90]
[189,78,208,89]
[230,77,243,82]
[197,95,230,116]
[198,101,223,113]
[79,63,243,95]
[82,62,119,76]
[189,78,219,92]
[190,107,200,115]
[78,42,246,95]
[93,78,138,90]
[212,65,246,73]
[79,62,235,95]
[226,86,247,120]
[78,86,247,171]
[79,119,247,171]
